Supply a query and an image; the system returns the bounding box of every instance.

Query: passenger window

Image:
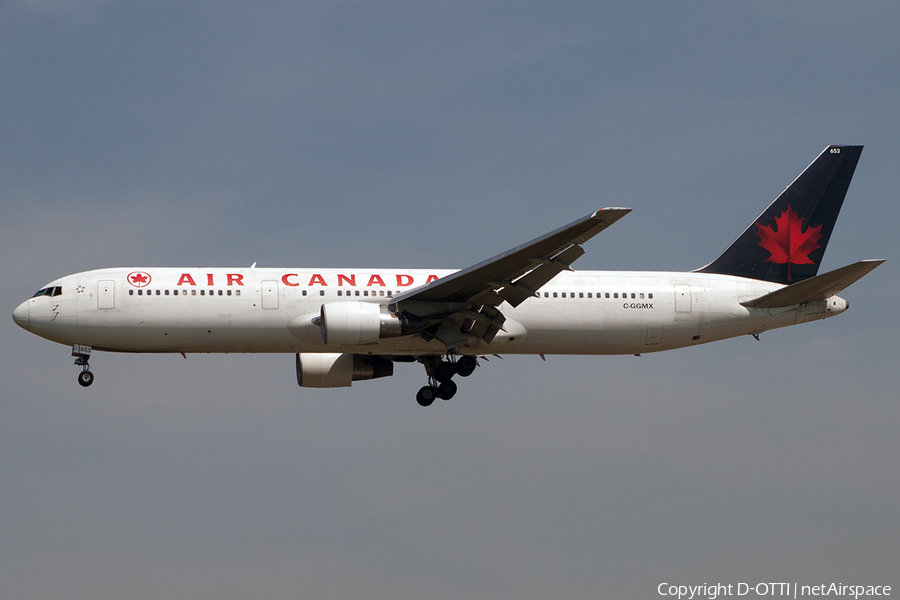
[579,292,584,298]
[227,290,232,296]
[235,290,241,296]
[138,289,143,296]
[129,289,134,295]
[561,292,566,298]
[302,290,307,296]
[631,293,636,299]
[649,293,653,299]
[587,293,592,298]
[156,289,161,295]
[552,292,558,298]
[218,290,223,296]
[355,290,360,296]
[192,290,197,296]
[639,293,644,299]
[364,291,368,296]
[319,290,325,296]
[613,293,618,298]
[337,290,342,296]
[605,293,610,298]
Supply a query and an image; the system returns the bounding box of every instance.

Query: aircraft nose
[12,300,30,331]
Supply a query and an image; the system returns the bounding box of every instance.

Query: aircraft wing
[390,208,630,349]
[741,259,885,308]
[393,208,631,309]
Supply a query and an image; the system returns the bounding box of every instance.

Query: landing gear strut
[415,355,476,406]
[72,344,94,387]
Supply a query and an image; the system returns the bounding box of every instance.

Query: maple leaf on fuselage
[129,273,148,284]
[755,206,823,282]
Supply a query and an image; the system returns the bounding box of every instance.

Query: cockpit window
[31,286,62,298]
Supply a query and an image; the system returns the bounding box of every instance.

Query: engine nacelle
[319,301,408,346]
[295,352,394,388]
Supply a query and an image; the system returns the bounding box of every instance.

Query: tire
[434,361,457,383]
[77,370,94,387]
[456,355,477,377]
[438,379,457,400]
[416,386,437,407]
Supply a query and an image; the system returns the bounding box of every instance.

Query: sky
[1,2,898,599]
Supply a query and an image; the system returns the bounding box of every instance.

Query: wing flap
[741,259,885,308]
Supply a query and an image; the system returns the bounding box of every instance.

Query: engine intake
[295,353,394,388]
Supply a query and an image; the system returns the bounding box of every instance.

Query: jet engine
[295,352,394,388]
[318,301,420,345]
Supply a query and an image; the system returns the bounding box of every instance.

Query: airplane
[12,145,884,406]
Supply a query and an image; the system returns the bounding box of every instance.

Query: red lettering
[308,274,327,286]
[226,273,244,286]
[367,274,386,287]
[206,273,214,286]
[282,274,300,287]
[396,274,414,287]
[177,273,197,286]
[426,274,439,283]
[337,274,356,286]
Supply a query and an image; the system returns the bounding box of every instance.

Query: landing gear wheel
[438,379,457,400]
[434,361,457,383]
[456,355,477,377]
[77,370,94,387]
[416,386,438,407]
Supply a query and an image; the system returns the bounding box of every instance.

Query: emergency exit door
[261,281,279,309]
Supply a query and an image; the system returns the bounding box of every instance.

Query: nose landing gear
[72,344,94,387]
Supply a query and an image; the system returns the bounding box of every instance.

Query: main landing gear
[72,344,94,387]
[416,355,478,407]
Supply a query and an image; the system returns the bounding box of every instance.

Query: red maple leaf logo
[128,271,151,287]
[755,207,822,282]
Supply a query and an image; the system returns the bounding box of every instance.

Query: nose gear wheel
[72,344,94,387]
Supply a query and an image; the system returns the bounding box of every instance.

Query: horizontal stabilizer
[741,259,885,308]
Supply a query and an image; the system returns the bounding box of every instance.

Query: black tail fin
[697,145,863,284]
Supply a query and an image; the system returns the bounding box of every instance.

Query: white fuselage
[15,266,848,357]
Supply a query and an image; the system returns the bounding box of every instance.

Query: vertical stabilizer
[697,145,862,284]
